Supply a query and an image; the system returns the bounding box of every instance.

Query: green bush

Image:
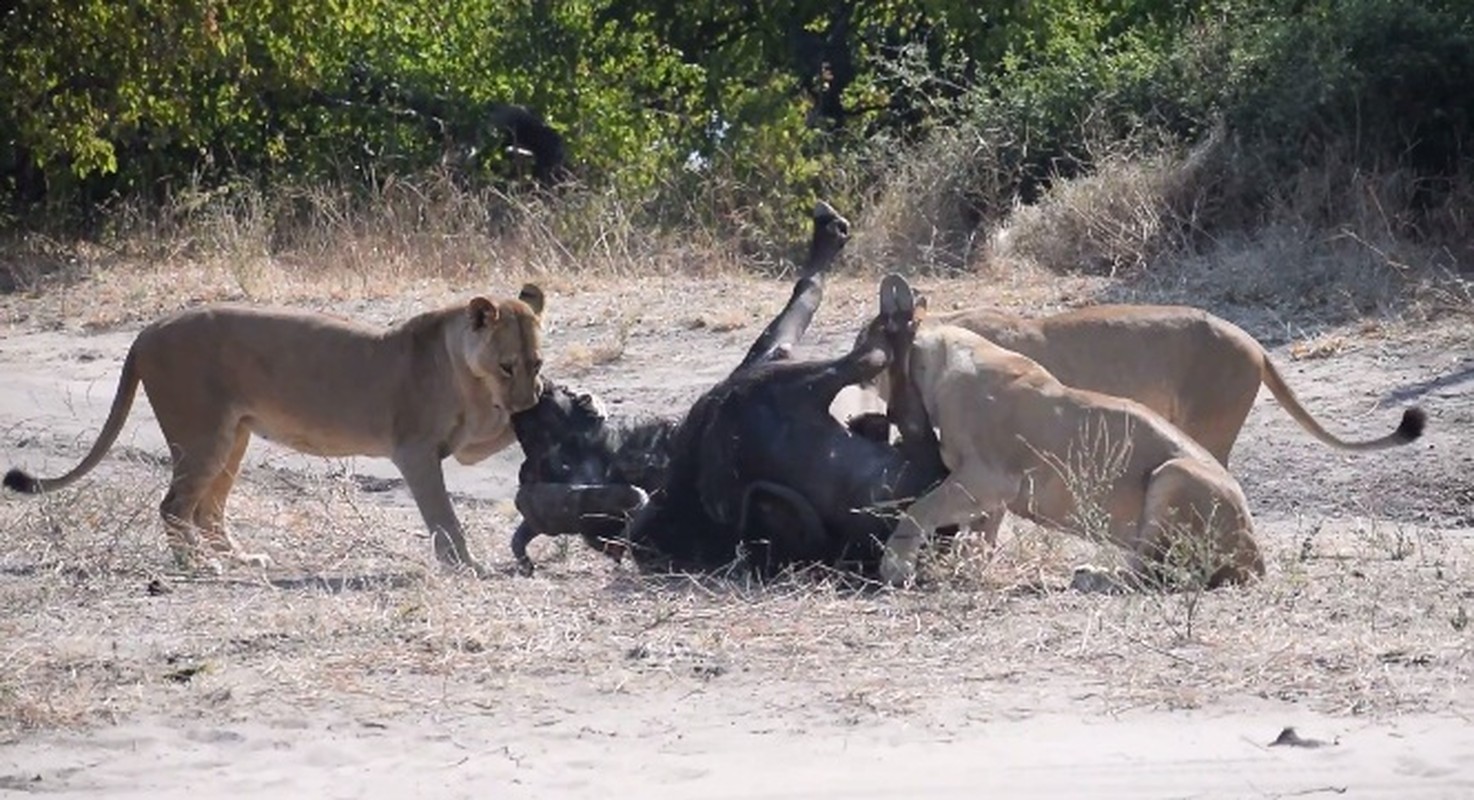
[1227,0,1474,176]
[856,0,1474,268]
[2,0,1470,268]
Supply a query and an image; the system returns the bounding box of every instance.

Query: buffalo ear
[468,296,498,329]
[518,283,546,315]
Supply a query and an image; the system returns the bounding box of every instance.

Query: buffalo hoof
[879,550,917,588]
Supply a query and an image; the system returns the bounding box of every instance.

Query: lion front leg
[393,447,487,577]
[881,463,1016,587]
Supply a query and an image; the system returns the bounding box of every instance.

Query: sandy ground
[6,698,1474,798]
[2,274,1472,797]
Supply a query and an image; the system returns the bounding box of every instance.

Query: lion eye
[529,358,543,372]
[499,363,516,377]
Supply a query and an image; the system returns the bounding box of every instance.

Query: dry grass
[0,174,759,333]
[2,449,1470,739]
[854,123,1474,329]
[6,146,1465,339]
[850,125,994,275]
[984,141,1474,325]
[996,147,1212,279]
[1290,333,1353,361]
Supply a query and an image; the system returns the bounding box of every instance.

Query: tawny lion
[5,286,547,575]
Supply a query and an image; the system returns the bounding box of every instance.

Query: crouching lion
[4,285,547,576]
[875,275,1264,590]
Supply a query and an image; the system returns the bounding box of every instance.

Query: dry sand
[7,695,1474,798]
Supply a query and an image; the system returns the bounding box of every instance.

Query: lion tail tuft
[4,468,41,494]
[1396,406,1428,443]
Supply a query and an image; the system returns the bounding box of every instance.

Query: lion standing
[5,285,547,575]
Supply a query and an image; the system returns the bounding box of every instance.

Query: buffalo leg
[738,480,829,574]
[510,519,540,577]
[876,274,959,552]
[738,202,850,370]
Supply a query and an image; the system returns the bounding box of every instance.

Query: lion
[4,285,547,576]
[873,275,1264,590]
[930,303,1424,466]
[897,301,1425,547]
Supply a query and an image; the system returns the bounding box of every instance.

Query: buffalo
[621,273,945,576]
[511,202,947,578]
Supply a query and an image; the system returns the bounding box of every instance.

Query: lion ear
[518,283,546,315]
[468,296,498,329]
[914,290,929,319]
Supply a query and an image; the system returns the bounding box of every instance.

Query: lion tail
[4,346,143,495]
[1259,354,1426,452]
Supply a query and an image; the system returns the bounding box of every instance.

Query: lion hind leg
[194,424,271,569]
[1129,458,1263,590]
[160,461,220,574]
[971,510,1005,548]
[152,392,244,572]
[159,497,207,573]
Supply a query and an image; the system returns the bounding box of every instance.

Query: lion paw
[234,552,273,569]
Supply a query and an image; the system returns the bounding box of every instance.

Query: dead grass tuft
[684,309,750,333]
[850,126,993,275]
[996,145,1217,279]
[1021,145,1471,324]
[853,126,1474,328]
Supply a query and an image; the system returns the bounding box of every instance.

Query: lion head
[461,283,546,413]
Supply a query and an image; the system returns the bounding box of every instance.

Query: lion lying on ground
[874,275,1264,590]
[916,302,1425,546]
[4,286,547,575]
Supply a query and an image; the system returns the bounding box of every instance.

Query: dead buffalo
[509,384,675,572]
[509,200,858,574]
[621,277,945,577]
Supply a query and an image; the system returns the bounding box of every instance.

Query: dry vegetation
[2,153,1472,742]
[2,460,1470,739]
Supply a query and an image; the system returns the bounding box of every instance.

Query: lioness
[874,275,1263,590]
[891,302,1425,547]
[930,304,1424,466]
[4,286,547,575]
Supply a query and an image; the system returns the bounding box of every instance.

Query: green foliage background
[3,0,1471,251]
